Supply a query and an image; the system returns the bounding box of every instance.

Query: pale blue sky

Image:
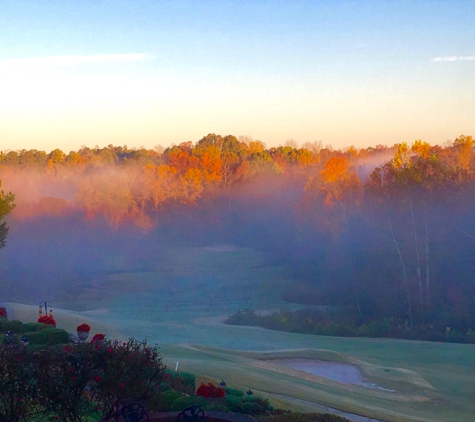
[0,0,474,152]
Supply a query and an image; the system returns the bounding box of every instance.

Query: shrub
[225,309,260,326]
[164,370,196,394]
[159,390,184,411]
[3,319,24,333]
[30,339,165,421]
[170,395,206,411]
[22,322,50,333]
[224,395,272,415]
[205,403,230,412]
[24,331,48,345]
[33,343,98,422]
[225,387,244,397]
[42,328,69,345]
[88,338,165,420]
[0,345,39,422]
[158,382,172,392]
[0,339,167,421]
[356,324,370,337]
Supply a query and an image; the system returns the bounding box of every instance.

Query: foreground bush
[0,338,165,422]
[0,345,38,422]
[88,338,165,421]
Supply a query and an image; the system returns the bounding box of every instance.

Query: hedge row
[0,319,51,334]
[19,328,69,345]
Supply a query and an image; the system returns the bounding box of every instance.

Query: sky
[0,0,474,153]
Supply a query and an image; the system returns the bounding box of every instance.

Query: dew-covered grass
[6,245,475,422]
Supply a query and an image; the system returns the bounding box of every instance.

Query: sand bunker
[276,359,393,391]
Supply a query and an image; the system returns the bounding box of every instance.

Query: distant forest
[1,134,475,337]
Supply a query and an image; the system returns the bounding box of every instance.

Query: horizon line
[0,54,153,68]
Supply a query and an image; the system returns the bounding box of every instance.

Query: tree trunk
[355,280,362,319]
[410,200,424,314]
[388,216,413,327]
[424,203,430,305]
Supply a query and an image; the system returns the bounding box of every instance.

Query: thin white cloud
[0,54,152,68]
[432,56,475,62]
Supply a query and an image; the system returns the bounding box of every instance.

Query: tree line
[1,134,475,337]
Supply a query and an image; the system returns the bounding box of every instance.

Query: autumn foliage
[2,133,475,338]
[0,135,321,229]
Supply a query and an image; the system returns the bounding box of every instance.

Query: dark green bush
[159,390,184,411]
[24,331,48,345]
[225,395,272,415]
[356,324,370,337]
[205,404,230,412]
[2,319,23,333]
[164,370,196,394]
[158,382,172,391]
[225,387,244,397]
[0,319,7,332]
[170,395,206,411]
[42,328,69,345]
[22,322,50,333]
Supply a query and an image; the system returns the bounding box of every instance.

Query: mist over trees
[1,134,475,335]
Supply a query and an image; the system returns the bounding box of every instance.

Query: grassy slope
[7,245,475,422]
[158,342,475,422]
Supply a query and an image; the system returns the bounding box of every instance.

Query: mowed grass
[159,343,475,422]
[10,245,475,422]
